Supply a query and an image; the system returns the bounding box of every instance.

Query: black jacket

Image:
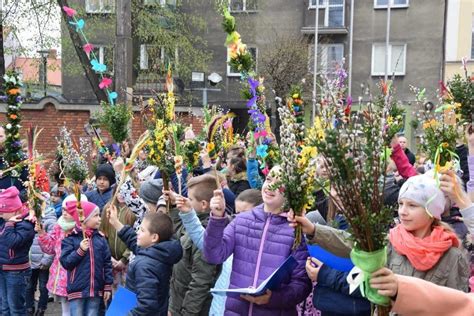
[228,179,250,196]
[118,225,183,316]
[404,148,416,166]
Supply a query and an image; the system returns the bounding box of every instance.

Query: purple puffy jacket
[204,204,312,316]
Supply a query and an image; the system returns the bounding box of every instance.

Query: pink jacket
[392,275,474,315]
[391,144,417,179]
[38,225,69,297]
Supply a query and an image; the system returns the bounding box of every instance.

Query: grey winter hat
[139,179,164,205]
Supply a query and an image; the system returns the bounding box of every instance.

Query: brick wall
[0,102,204,159]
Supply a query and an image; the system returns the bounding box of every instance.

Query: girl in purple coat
[204,166,312,315]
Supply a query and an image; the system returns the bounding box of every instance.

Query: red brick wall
[0,102,204,159]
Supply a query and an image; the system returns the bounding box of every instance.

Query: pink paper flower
[254,130,267,140]
[83,43,94,55]
[62,6,77,17]
[99,77,113,89]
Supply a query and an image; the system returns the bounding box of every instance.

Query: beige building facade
[445,0,474,79]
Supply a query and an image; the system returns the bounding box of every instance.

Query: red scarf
[389,224,459,271]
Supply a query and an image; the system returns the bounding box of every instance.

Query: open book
[210,255,297,296]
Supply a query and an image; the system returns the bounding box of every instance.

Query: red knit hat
[65,200,100,225]
[0,187,22,213]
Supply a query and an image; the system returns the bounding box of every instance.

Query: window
[144,0,176,6]
[229,0,258,12]
[374,0,409,9]
[89,45,114,74]
[85,0,115,13]
[308,44,344,75]
[371,43,406,76]
[227,47,257,77]
[140,45,178,71]
[309,0,344,28]
[471,15,474,59]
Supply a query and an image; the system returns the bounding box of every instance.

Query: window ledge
[374,5,409,9]
[229,10,259,14]
[371,73,405,77]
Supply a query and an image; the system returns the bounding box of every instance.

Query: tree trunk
[56,0,108,104]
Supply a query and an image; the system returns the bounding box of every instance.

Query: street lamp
[191,71,222,106]
[37,49,50,97]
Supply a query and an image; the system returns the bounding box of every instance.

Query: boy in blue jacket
[0,186,35,315]
[108,204,183,316]
[60,200,113,316]
[86,163,115,213]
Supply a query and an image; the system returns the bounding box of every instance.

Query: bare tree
[261,36,311,139]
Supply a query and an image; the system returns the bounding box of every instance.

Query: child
[100,197,136,293]
[203,166,312,315]
[0,187,35,315]
[27,194,57,316]
[107,204,183,315]
[227,157,251,196]
[51,184,67,218]
[170,188,263,316]
[60,201,113,316]
[168,174,222,316]
[294,173,469,304]
[86,163,116,213]
[38,194,87,316]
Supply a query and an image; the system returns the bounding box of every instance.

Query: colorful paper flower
[9,114,17,120]
[99,77,113,89]
[91,59,107,73]
[83,43,94,55]
[256,144,268,159]
[62,6,77,17]
[7,88,20,95]
[69,19,85,31]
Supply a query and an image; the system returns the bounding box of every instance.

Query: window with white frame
[144,0,176,6]
[471,15,474,59]
[374,0,409,9]
[371,43,406,76]
[229,0,258,12]
[308,44,344,75]
[140,45,178,71]
[86,45,114,74]
[85,0,115,13]
[227,47,257,77]
[309,0,344,28]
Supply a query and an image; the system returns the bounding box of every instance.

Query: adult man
[398,135,416,165]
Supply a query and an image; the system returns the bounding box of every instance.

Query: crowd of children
[0,123,473,316]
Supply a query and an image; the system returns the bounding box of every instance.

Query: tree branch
[56,0,108,104]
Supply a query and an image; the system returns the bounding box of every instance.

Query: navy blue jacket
[85,186,113,214]
[118,225,183,316]
[313,265,371,316]
[60,229,113,299]
[0,218,35,271]
[0,156,29,202]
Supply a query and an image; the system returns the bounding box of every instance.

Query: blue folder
[211,255,298,296]
[106,286,138,316]
[307,245,354,272]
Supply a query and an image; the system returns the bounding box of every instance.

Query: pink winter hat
[0,187,22,213]
[65,200,100,225]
